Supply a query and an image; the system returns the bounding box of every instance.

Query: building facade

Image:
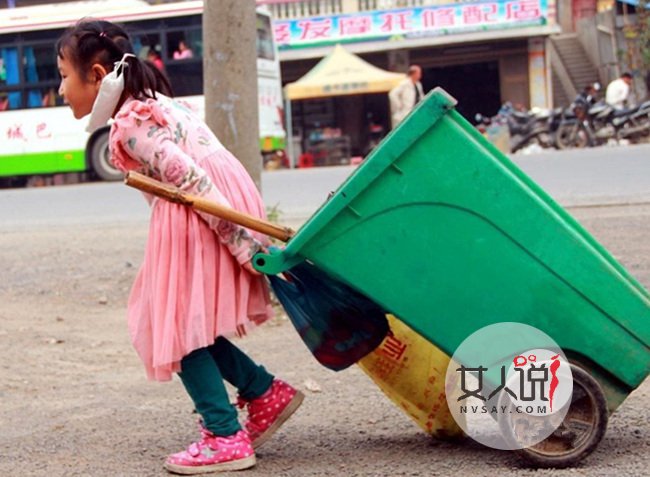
[263,0,560,157]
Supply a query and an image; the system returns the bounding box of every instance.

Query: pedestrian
[56,19,303,475]
[388,64,425,128]
[578,81,600,105]
[605,72,633,109]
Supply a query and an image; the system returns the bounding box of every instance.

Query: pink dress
[110,95,273,381]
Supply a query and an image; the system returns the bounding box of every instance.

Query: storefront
[283,44,404,166]
[275,0,560,148]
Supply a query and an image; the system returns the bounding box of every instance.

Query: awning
[284,44,406,100]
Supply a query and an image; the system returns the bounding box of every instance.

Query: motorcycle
[556,98,650,149]
[476,103,555,153]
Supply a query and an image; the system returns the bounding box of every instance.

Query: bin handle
[124,171,296,242]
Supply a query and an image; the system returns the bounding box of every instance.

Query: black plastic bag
[268,261,389,371]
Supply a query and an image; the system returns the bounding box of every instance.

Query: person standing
[389,65,425,128]
[605,72,633,109]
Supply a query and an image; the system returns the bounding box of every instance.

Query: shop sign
[273,0,549,50]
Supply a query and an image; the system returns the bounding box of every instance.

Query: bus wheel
[89,131,122,181]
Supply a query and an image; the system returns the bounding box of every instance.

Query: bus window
[27,87,61,108]
[1,47,21,109]
[132,32,163,61]
[1,47,17,87]
[256,14,275,61]
[166,60,202,97]
[167,28,201,60]
[0,91,22,110]
[23,44,58,85]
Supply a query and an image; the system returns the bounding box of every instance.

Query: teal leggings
[179,336,274,436]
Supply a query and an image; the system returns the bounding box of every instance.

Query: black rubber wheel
[89,131,122,181]
[556,123,589,149]
[516,364,609,468]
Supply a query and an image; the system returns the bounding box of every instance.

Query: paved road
[1,144,650,229]
[1,204,648,476]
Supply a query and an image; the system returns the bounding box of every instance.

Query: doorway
[422,61,501,121]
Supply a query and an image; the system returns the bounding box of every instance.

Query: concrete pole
[203,0,262,189]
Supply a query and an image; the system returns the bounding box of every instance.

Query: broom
[125,171,388,371]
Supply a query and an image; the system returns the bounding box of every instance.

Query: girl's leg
[178,346,241,436]
[207,336,274,400]
[167,347,255,473]
[207,336,304,449]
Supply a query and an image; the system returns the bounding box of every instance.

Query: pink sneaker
[164,429,255,475]
[237,379,304,449]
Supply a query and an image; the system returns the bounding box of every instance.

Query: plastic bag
[358,315,465,438]
[268,261,388,371]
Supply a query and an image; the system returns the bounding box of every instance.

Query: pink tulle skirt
[128,148,273,381]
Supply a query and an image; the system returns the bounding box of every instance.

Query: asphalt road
[1,143,650,229]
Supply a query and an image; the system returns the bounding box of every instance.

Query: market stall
[284,44,405,167]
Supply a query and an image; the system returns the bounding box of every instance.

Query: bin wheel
[518,364,608,468]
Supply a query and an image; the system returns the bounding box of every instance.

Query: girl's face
[57,53,102,119]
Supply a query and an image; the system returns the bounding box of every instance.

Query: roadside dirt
[0,205,648,476]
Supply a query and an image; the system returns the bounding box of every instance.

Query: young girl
[56,20,303,475]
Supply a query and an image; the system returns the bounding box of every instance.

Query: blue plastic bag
[268,261,389,371]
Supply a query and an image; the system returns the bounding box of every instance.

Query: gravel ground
[0,204,648,477]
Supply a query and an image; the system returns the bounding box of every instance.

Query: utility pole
[203,0,262,189]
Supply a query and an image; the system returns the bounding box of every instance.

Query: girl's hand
[242,259,262,276]
[242,242,268,276]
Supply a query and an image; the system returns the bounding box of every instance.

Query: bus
[0,0,285,184]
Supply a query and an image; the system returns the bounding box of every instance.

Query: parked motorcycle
[556,98,650,149]
[475,103,555,153]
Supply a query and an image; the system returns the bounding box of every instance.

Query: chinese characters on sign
[274,0,547,49]
[369,333,409,381]
[6,122,52,141]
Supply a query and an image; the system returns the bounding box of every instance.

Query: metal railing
[358,0,427,10]
[259,0,454,19]
[262,0,344,19]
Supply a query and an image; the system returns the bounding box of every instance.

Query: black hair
[622,72,633,80]
[56,19,173,99]
[407,65,421,76]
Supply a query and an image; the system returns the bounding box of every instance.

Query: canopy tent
[284,44,406,166]
[285,44,406,100]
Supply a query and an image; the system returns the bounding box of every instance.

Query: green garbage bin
[254,88,650,467]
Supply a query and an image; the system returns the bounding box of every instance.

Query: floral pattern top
[109,95,261,265]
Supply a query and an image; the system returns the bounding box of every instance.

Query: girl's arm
[111,101,261,266]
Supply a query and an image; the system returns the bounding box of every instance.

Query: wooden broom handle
[124,171,295,242]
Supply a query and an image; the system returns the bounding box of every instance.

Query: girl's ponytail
[143,60,174,97]
[57,19,174,100]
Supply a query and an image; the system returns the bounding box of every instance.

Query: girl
[56,20,303,475]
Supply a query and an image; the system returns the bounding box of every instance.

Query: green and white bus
[0,0,285,184]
